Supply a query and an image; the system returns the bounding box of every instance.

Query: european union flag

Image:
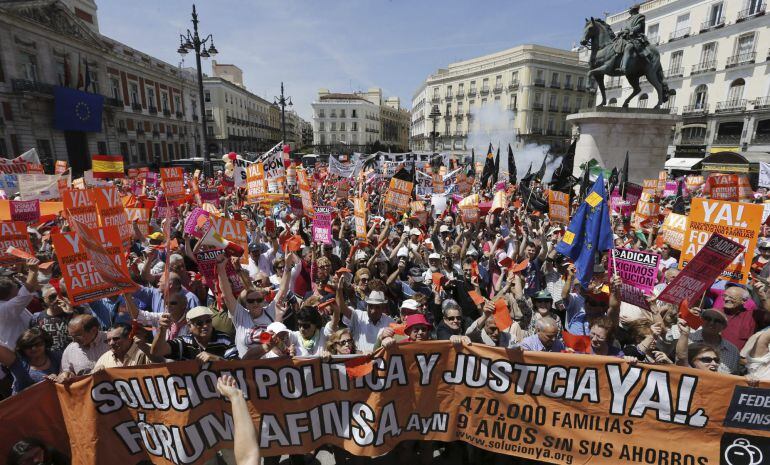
[556,172,614,287]
[53,86,103,132]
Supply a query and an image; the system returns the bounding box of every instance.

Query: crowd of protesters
[2,153,770,465]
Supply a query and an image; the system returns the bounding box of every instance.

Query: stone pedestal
[566,108,679,184]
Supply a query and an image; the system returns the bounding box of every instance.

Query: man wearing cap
[243,322,296,359]
[677,308,739,374]
[151,306,237,361]
[341,290,394,353]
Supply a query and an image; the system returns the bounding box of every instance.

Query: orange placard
[160,167,185,201]
[657,212,687,250]
[297,168,315,219]
[125,207,151,237]
[62,188,98,230]
[0,221,33,265]
[354,197,367,240]
[547,190,570,224]
[52,227,134,305]
[703,174,739,202]
[633,191,659,228]
[383,177,413,215]
[493,298,513,331]
[93,186,131,249]
[210,216,249,264]
[680,198,763,284]
[246,163,267,203]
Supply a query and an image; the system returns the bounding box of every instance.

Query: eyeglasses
[298,322,313,329]
[410,326,429,333]
[246,296,264,304]
[696,356,720,364]
[191,318,212,327]
[445,316,462,321]
[318,264,331,269]
[359,278,369,283]
[336,339,354,346]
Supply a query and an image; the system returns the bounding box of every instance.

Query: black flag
[508,144,516,185]
[467,148,476,179]
[480,143,495,189]
[551,139,577,193]
[608,167,619,195]
[578,164,591,202]
[535,153,548,183]
[492,146,500,186]
[620,151,629,199]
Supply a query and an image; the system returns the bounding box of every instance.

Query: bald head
[68,314,100,348]
[535,317,560,348]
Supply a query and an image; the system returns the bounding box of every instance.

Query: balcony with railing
[563,82,573,90]
[548,104,559,112]
[11,79,55,95]
[715,99,747,113]
[105,97,123,107]
[163,109,171,117]
[682,103,709,115]
[508,103,517,111]
[531,128,543,135]
[493,84,503,93]
[454,112,464,120]
[431,96,440,103]
[136,127,145,135]
[453,131,465,137]
[467,88,477,97]
[508,81,520,91]
[152,130,160,138]
[680,134,706,145]
[532,102,544,110]
[148,106,158,115]
[737,3,765,22]
[666,66,684,79]
[166,131,174,138]
[455,91,464,99]
[726,52,756,68]
[714,133,742,144]
[550,81,561,89]
[699,17,725,32]
[176,111,183,118]
[562,105,571,113]
[132,102,143,111]
[480,86,490,95]
[445,92,453,100]
[691,59,717,75]
[117,126,127,134]
[754,131,770,143]
[205,115,215,121]
[669,27,691,42]
[754,96,770,110]
[533,78,545,87]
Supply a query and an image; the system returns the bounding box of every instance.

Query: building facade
[312,88,410,153]
[0,0,202,172]
[202,62,280,154]
[601,0,770,161]
[411,44,593,153]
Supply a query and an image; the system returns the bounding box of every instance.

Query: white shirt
[61,331,111,375]
[342,307,394,354]
[233,301,276,358]
[0,286,34,350]
[290,322,334,357]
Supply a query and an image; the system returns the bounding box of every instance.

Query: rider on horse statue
[614,4,649,74]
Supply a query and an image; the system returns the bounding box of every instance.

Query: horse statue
[580,17,672,108]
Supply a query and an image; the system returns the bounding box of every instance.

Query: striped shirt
[167,329,238,360]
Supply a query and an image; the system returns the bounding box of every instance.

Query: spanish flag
[92,154,124,179]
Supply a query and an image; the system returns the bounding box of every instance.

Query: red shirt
[722,307,766,350]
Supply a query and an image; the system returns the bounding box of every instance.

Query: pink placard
[608,248,660,310]
[10,200,40,223]
[183,207,210,238]
[312,206,333,245]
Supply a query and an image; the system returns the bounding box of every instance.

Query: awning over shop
[700,151,770,173]
[664,157,702,170]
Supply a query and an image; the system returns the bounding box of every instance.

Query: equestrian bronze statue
[580,5,673,108]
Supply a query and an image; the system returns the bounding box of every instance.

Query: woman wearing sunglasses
[683,343,721,372]
[0,328,61,395]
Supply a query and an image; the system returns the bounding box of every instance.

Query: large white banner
[759,161,770,188]
[19,173,71,201]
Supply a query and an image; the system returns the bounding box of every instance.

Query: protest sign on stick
[160,167,185,202]
[354,198,367,240]
[659,232,744,304]
[10,199,40,223]
[0,221,33,265]
[312,206,333,245]
[62,188,98,230]
[547,190,569,224]
[680,198,762,284]
[607,248,660,309]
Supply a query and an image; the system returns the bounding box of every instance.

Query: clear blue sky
[98,0,626,121]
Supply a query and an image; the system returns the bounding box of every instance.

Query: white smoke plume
[465,102,563,183]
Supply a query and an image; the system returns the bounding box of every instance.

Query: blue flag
[555,172,614,287]
[53,86,103,132]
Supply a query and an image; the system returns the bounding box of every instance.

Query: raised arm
[216,257,239,317]
[217,375,260,465]
[150,313,173,358]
